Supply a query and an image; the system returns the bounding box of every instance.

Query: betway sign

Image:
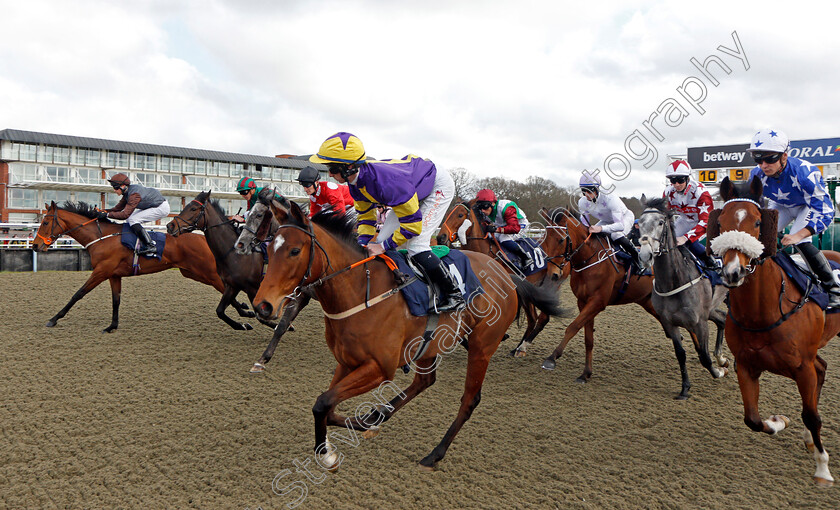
[688,137,840,169]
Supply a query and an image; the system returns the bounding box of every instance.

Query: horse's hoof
[46,320,56,328]
[719,358,730,368]
[541,359,556,371]
[250,363,265,374]
[241,323,253,331]
[717,367,729,378]
[103,326,117,333]
[363,426,380,439]
[675,394,690,401]
[574,377,588,384]
[508,348,518,357]
[514,350,527,358]
[287,324,295,332]
[417,463,436,472]
[814,476,834,488]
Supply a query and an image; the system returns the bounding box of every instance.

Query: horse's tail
[511,274,573,318]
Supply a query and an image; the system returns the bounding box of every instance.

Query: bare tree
[448,167,479,202]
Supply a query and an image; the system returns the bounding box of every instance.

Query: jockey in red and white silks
[663,160,717,267]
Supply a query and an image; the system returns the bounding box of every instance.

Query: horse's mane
[547,207,575,224]
[642,197,673,216]
[285,201,365,255]
[61,201,114,223]
[208,199,227,218]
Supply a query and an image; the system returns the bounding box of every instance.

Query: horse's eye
[658,220,664,226]
[290,248,301,256]
[755,220,761,228]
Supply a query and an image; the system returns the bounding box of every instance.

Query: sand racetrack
[1,269,838,509]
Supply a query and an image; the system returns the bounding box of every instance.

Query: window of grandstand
[166,196,182,214]
[158,174,181,190]
[46,166,72,183]
[75,192,102,206]
[206,161,219,177]
[195,160,206,175]
[8,188,38,208]
[18,143,37,161]
[231,163,245,178]
[77,167,100,184]
[183,158,196,174]
[133,172,156,187]
[43,190,72,206]
[106,150,129,168]
[9,163,39,184]
[85,149,101,166]
[134,153,156,170]
[160,156,171,172]
[8,213,39,223]
[185,175,207,191]
[208,177,231,192]
[73,148,91,165]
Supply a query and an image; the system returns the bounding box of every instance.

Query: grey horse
[637,197,729,399]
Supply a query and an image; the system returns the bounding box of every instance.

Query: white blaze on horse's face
[735,209,747,228]
[272,234,285,252]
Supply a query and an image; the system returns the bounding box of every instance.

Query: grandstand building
[0,129,324,224]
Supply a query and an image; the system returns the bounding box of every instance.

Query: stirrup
[436,293,466,313]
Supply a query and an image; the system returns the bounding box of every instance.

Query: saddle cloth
[388,247,484,317]
[612,249,653,276]
[499,238,547,276]
[678,246,724,287]
[774,251,840,313]
[119,224,166,260]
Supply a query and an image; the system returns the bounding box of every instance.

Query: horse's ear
[269,200,289,223]
[705,209,721,256]
[206,189,212,197]
[719,177,736,201]
[289,201,308,225]
[640,193,648,206]
[749,175,764,200]
[759,208,779,257]
[539,207,552,223]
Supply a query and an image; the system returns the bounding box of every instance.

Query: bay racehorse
[167,190,277,330]
[636,197,729,399]
[435,199,570,357]
[538,207,666,386]
[709,176,840,485]
[32,201,249,332]
[251,198,568,470]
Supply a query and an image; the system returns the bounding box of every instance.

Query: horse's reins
[441,203,471,243]
[280,222,416,320]
[171,198,241,259]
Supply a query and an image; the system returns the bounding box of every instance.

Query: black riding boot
[411,251,466,313]
[501,240,533,271]
[130,223,157,256]
[614,235,644,273]
[797,242,840,308]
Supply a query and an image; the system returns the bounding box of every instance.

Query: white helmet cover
[748,129,789,153]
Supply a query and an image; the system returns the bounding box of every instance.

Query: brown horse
[33,201,246,332]
[710,176,840,485]
[251,199,567,470]
[435,199,569,357]
[539,207,663,383]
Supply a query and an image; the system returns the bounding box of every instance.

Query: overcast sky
[2,0,839,197]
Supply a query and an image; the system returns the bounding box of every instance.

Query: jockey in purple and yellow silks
[310,132,465,313]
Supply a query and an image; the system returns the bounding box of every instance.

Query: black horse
[167,190,277,331]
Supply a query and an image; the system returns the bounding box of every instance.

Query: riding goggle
[238,190,251,196]
[475,201,493,210]
[668,176,689,184]
[300,181,315,188]
[110,182,122,190]
[580,187,598,194]
[752,152,782,165]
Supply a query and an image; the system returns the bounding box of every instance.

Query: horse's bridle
[169,199,232,235]
[638,208,678,257]
[36,209,101,246]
